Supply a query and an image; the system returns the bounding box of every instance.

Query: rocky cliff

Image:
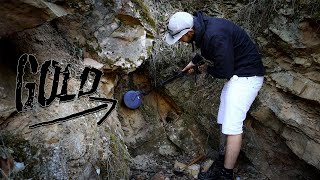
[0,0,319,179]
[123,0,320,179]
[0,0,153,179]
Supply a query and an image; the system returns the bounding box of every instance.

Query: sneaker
[219,175,234,180]
[198,167,219,180]
[219,167,234,180]
[219,175,235,180]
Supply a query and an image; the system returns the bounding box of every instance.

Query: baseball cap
[165,12,194,45]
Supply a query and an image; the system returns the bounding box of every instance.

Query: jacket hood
[193,11,206,48]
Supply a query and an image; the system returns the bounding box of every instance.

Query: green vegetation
[131,0,157,30]
[101,130,132,179]
[237,0,320,37]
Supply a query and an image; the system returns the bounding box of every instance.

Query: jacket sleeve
[191,54,203,64]
[206,35,234,79]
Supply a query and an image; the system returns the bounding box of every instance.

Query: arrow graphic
[29,97,117,129]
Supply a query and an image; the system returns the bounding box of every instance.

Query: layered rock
[251,0,320,171]
[0,0,319,179]
[0,0,69,37]
[131,0,320,179]
[0,0,155,179]
[53,0,154,73]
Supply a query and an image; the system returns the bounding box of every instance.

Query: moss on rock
[131,0,157,30]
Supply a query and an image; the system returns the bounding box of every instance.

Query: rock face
[0,0,155,179]
[53,0,154,73]
[0,0,69,37]
[123,0,320,179]
[0,0,320,179]
[250,1,320,172]
[0,23,129,179]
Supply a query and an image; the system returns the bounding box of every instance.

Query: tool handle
[144,71,186,95]
[156,71,186,88]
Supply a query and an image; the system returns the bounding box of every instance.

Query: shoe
[198,168,219,180]
[198,170,235,180]
[218,167,234,180]
[219,175,234,180]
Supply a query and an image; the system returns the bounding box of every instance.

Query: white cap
[165,12,194,45]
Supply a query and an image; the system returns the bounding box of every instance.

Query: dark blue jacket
[192,11,264,79]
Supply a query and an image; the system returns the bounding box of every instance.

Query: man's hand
[182,61,196,74]
[198,63,208,74]
[182,62,208,75]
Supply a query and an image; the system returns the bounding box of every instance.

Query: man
[165,11,264,179]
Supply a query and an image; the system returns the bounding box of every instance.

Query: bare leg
[224,134,242,169]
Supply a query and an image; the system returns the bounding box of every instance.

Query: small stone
[83,58,104,69]
[13,161,25,173]
[158,144,178,156]
[201,159,214,172]
[186,164,200,179]
[173,160,186,171]
[96,168,100,175]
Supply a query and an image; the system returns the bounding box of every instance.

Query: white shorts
[217,75,264,135]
